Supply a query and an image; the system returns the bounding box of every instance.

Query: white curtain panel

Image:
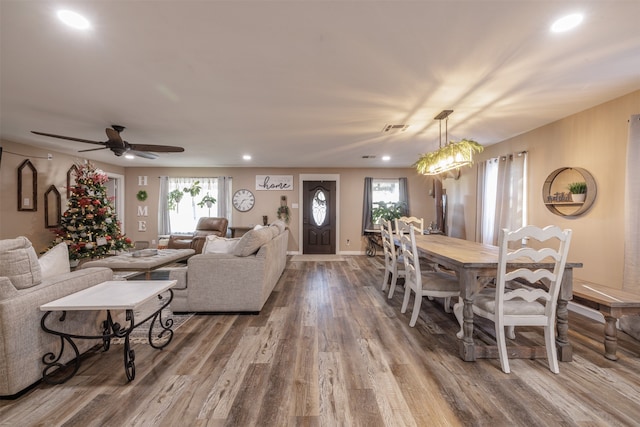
[620,114,640,339]
[624,114,640,290]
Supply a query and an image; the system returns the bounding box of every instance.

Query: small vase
[571,193,586,203]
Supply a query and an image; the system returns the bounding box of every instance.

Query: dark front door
[303,181,336,254]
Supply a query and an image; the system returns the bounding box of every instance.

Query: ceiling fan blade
[105,128,124,145]
[31,131,105,146]
[78,147,109,153]
[128,150,159,159]
[129,143,184,153]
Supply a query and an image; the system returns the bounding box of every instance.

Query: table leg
[146,290,175,349]
[110,309,137,381]
[555,270,573,362]
[41,311,82,384]
[458,269,476,361]
[603,315,619,361]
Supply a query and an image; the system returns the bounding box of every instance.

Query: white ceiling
[2,1,640,168]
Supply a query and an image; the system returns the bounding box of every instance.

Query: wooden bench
[572,279,640,360]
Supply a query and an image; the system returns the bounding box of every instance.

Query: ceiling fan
[31,125,184,159]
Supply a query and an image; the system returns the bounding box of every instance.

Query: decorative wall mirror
[66,164,79,198]
[17,159,37,211]
[44,185,62,228]
[542,167,597,217]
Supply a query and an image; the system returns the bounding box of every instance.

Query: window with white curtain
[168,177,219,234]
[478,152,528,245]
[372,178,401,205]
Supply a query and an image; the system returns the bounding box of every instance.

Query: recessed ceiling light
[57,10,91,30]
[550,13,583,33]
[125,154,135,160]
[243,154,252,160]
[382,155,391,161]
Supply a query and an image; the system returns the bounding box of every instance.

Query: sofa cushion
[0,236,42,289]
[39,243,71,279]
[270,219,286,235]
[268,225,280,239]
[203,235,240,254]
[233,227,273,257]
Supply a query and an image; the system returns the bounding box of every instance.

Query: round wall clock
[232,189,255,212]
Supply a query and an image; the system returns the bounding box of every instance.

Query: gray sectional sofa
[169,221,289,313]
[0,237,113,397]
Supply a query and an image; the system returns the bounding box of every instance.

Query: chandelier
[414,110,483,176]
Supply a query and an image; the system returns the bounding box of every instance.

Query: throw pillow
[203,235,240,254]
[233,227,273,257]
[0,236,42,289]
[39,243,71,279]
[270,219,286,235]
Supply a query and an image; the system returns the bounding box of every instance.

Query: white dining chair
[395,216,424,234]
[398,224,459,327]
[380,220,405,298]
[458,225,572,374]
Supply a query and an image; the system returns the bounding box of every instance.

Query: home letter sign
[255,175,293,191]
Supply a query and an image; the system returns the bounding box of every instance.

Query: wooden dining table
[412,234,582,362]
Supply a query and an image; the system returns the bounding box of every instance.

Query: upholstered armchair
[168,217,229,254]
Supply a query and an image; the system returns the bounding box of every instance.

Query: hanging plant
[277,205,290,224]
[168,189,184,211]
[197,193,217,208]
[136,190,148,201]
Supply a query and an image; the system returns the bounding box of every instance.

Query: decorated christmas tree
[51,162,132,261]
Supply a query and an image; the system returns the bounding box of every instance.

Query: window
[372,179,401,206]
[478,152,528,245]
[168,177,219,234]
[362,177,408,233]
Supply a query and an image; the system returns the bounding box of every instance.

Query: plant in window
[197,193,217,216]
[197,193,217,208]
[168,189,184,212]
[372,201,405,225]
[183,181,202,219]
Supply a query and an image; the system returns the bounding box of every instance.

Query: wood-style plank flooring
[2,256,640,426]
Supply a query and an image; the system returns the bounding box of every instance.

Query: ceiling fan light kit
[31,125,184,160]
[414,110,483,176]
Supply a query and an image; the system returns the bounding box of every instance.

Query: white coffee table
[40,280,176,383]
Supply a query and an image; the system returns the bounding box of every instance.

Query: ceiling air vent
[382,124,409,133]
[362,155,377,159]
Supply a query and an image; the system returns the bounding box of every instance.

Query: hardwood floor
[2,256,640,426]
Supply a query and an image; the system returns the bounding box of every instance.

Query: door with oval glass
[303,181,336,254]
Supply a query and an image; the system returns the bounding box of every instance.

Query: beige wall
[446,89,640,288]
[0,145,438,254]
[0,140,125,252]
[122,167,437,254]
[2,90,638,287]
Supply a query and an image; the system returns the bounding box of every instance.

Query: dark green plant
[568,182,587,194]
[372,201,405,224]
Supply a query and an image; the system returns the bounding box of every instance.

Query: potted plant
[183,181,202,219]
[568,182,587,203]
[197,193,217,216]
[168,189,184,212]
[372,201,405,228]
[277,205,290,224]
